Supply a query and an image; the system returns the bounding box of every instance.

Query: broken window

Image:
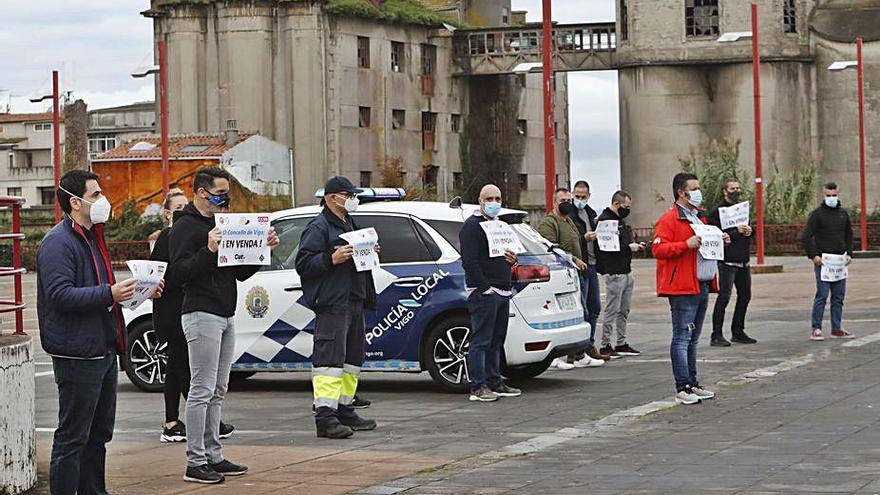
[360,171,372,188]
[392,109,405,130]
[685,0,719,38]
[422,112,437,151]
[451,114,461,133]
[783,0,797,33]
[357,36,370,68]
[421,44,436,75]
[359,106,371,128]
[423,165,439,189]
[453,172,463,192]
[391,41,404,72]
[620,0,629,41]
[518,174,528,191]
[517,119,527,136]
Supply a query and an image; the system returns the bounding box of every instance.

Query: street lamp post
[828,37,868,252]
[541,0,556,213]
[132,39,170,197]
[30,70,62,223]
[717,3,765,265]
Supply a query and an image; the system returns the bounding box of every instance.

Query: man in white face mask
[37,170,163,495]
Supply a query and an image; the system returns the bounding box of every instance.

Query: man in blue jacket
[37,170,161,495]
[296,176,379,439]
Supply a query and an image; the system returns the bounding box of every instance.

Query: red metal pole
[542,0,556,213]
[52,70,61,223]
[751,4,765,265]
[12,202,24,336]
[159,39,170,197]
[857,37,867,251]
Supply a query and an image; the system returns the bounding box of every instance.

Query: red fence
[0,197,27,335]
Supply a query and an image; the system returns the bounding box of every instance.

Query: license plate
[556,293,579,312]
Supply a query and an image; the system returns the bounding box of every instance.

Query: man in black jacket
[801,181,854,341]
[707,179,757,346]
[570,180,608,362]
[295,176,379,439]
[596,191,645,359]
[170,168,279,484]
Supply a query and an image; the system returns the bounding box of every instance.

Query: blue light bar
[314,187,406,201]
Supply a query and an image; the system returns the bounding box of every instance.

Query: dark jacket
[596,207,635,275]
[295,207,377,314]
[36,219,125,359]
[459,213,513,293]
[569,205,598,263]
[168,204,261,317]
[801,203,854,259]
[707,200,752,263]
[150,227,184,346]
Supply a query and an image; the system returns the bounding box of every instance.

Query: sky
[0,0,619,208]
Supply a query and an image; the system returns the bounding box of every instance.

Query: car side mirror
[448,196,463,209]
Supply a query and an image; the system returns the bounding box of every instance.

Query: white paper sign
[339,227,380,272]
[596,220,620,252]
[215,213,271,267]
[480,220,527,257]
[690,224,724,261]
[821,253,848,282]
[719,201,750,230]
[122,260,167,310]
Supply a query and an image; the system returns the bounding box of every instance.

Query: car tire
[122,320,167,393]
[502,359,551,381]
[423,315,471,394]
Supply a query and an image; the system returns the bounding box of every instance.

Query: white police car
[122,190,591,392]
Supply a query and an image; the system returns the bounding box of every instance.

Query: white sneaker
[674,390,701,405]
[689,385,715,400]
[551,358,575,370]
[573,355,604,368]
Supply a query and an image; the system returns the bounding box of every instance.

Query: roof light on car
[313,187,406,202]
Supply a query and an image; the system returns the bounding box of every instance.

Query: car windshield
[425,219,550,255]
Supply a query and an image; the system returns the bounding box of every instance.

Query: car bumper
[504,319,592,366]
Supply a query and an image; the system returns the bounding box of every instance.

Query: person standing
[596,190,645,359]
[459,184,522,402]
[652,173,729,405]
[538,188,602,369]
[570,180,609,363]
[801,181,854,341]
[170,168,279,484]
[295,176,379,439]
[707,179,757,346]
[37,170,159,495]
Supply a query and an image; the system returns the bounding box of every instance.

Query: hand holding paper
[690,224,724,260]
[121,260,167,310]
[479,220,527,258]
[339,227,380,272]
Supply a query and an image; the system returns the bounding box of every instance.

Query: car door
[232,215,317,370]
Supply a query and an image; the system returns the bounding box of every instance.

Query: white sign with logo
[719,201,750,230]
[596,220,620,252]
[215,213,271,267]
[339,227,380,272]
[122,260,167,310]
[690,224,724,261]
[821,253,848,282]
[480,220,527,257]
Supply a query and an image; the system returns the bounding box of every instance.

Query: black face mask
[727,191,742,203]
[618,206,631,219]
[558,202,575,216]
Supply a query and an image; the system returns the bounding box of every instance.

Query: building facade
[87,102,156,161]
[0,112,65,208]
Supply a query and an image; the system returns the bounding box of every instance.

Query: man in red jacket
[653,173,729,405]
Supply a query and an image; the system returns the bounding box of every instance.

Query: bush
[106,201,165,241]
[679,139,751,211]
[763,162,818,224]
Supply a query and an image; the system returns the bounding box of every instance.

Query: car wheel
[423,315,471,393]
[122,320,167,393]
[502,359,551,381]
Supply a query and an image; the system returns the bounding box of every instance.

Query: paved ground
[5,257,880,494]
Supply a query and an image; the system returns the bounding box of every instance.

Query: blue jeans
[50,352,117,495]
[580,266,601,345]
[812,265,846,330]
[668,282,710,392]
[466,291,510,391]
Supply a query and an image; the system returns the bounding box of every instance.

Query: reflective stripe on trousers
[339,364,361,406]
[312,366,343,409]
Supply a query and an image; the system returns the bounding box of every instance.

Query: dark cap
[323,176,363,196]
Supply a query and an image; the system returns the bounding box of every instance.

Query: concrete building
[0,112,65,208]
[144,0,570,214]
[87,102,156,161]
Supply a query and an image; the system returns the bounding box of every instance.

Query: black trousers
[712,263,752,338]
[163,339,190,423]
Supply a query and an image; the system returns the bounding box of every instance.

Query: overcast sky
[0,0,618,205]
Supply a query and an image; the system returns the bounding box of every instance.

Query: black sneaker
[614,343,641,356]
[599,345,622,359]
[352,395,371,409]
[316,422,354,439]
[209,459,248,476]
[184,464,224,484]
[731,333,757,344]
[219,422,234,439]
[160,421,186,443]
[492,383,522,397]
[710,336,731,347]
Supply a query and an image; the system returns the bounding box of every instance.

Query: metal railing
[0,196,27,335]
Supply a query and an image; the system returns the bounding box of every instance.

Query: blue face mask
[206,190,230,209]
[687,189,703,208]
[574,199,589,210]
[824,196,839,208]
[483,201,502,218]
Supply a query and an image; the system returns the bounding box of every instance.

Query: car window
[355,215,437,263]
[262,216,314,271]
[425,220,463,253]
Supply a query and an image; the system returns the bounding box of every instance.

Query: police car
[121,190,591,393]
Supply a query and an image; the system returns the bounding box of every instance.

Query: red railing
[0,196,27,335]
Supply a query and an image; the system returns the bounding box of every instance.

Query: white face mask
[60,186,112,224]
[344,196,360,213]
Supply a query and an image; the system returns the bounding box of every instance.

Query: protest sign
[821,253,848,282]
[216,213,271,267]
[690,224,724,261]
[339,227,380,272]
[719,201,750,230]
[480,220,527,257]
[596,220,620,252]
[122,260,167,310]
